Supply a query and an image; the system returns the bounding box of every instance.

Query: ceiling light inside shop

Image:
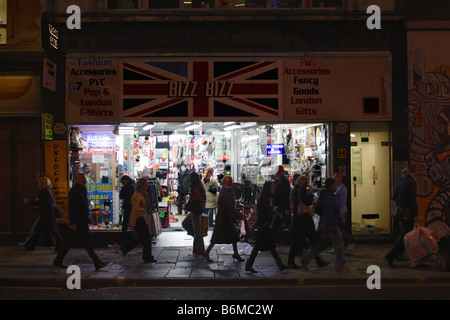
[118,127,135,135]
[143,123,155,130]
[185,123,201,131]
[224,123,241,131]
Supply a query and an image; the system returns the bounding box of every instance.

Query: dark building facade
[1,0,448,245]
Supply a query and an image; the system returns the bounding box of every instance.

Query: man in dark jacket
[271,165,291,230]
[177,164,191,215]
[53,173,105,270]
[385,166,418,267]
[301,178,347,271]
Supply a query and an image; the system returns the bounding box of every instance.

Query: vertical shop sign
[43,58,57,91]
[66,57,119,122]
[45,141,69,221]
[43,113,54,140]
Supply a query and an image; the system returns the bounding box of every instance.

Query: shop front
[65,54,393,244]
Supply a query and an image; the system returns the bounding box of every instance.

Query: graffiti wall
[408,31,450,239]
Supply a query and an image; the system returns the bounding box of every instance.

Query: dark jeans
[288,215,324,265]
[386,218,414,260]
[182,211,205,254]
[24,217,63,252]
[302,224,346,271]
[271,209,291,230]
[54,228,102,267]
[177,194,187,214]
[120,217,154,262]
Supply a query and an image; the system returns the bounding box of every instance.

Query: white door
[351,130,391,234]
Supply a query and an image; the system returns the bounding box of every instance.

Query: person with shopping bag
[385,166,419,268]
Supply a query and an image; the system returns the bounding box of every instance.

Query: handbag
[297,189,313,217]
[208,184,217,195]
[184,195,205,213]
[54,205,65,218]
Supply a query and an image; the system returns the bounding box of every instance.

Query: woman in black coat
[245,181,287,273]
[21,174,62,252]
[204,176,243,262]
[288,175,328,269]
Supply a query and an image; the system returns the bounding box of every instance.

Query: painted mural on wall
[408,32,450,240]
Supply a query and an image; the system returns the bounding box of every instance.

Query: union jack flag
[121,60,281,121]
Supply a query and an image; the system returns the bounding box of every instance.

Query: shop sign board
[44,141,69,221]
[66,57,120,123]
[66,55,391,123]
[282,57,392,121]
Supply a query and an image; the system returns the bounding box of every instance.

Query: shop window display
[69,122,329,232]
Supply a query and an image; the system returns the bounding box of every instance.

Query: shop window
[271,0,301,8]
[0,0,7,45]
[311,0,343,8]
[150,0,181,8]
[107,0,139,9]
[69,122,329,232]
[183,0,215,8]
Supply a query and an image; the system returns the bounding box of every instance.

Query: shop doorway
[350,122,391,234]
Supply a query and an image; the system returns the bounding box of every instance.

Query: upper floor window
[0,0,7,44]
[311,0,343,8]
[105,0,343,10]
[150,0,180,8]
[108,0,139,9]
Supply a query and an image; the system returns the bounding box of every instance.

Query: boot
[271,248,287,271]
[245,247,258,273]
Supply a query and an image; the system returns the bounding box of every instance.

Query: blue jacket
[316,188,341,228]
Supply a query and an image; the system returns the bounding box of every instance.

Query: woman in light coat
[202,167,219,227]
[120,178,156,262]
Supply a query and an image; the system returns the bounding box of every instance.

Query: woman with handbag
[204,176,243,263]
[182,172,207,255]
[21,173,63,253]
[287,175,328,269]
[245,181,287,273]
[202,167,219,227]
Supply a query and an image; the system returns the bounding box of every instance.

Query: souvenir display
[69,122,329,233]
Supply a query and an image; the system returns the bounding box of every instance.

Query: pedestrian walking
[271,165,291,231]
[108,175,135,251]
[182,172,207,255]
[120,178,156,262]
[176,164,191,215]
[204,176,243,263]
[333,173,356,250]
[53,173,105,269]
[385,166,418,268]
[202,167,219,227]
[245,181,287,273]
[301,178,348,272]
[288,175,328,269]
[21,173,63,253]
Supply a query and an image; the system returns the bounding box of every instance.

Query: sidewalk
[0,229,449,289]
